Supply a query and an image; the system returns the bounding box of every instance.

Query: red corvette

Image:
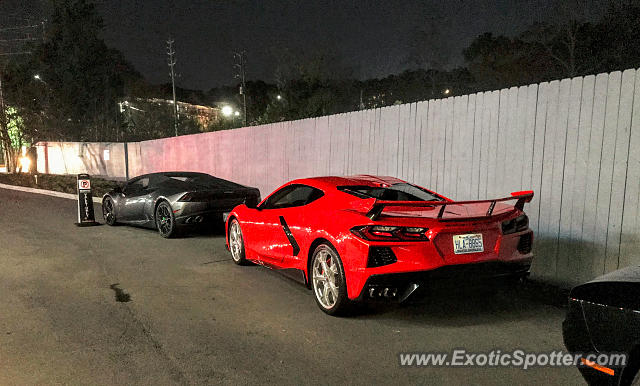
[226,175,534,315]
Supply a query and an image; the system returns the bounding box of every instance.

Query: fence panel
[35,68,640,285]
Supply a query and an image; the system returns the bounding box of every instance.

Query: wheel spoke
[322,282,329,302]
[320,257,329,275]
[314,275,327,282]
[328,281,339,297]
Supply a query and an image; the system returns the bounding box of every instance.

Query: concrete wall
[35,142,128,180]
[36,68,640,285]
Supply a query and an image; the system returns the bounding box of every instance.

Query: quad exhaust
[366,283,420,302]
[184,216,204,224]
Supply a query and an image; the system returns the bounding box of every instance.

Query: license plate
[222,212,230,222]
[453,233,484,254]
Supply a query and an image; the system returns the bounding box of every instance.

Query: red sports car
[226,175,534,315]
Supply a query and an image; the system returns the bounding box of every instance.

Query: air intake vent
[517,233,533,254]
[367,247,397,267]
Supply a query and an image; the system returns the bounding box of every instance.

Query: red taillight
[350,225,429,241]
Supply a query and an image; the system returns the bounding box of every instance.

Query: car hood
[587,265,640,284]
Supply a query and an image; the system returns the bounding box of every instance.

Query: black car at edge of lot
[563,265,640,385]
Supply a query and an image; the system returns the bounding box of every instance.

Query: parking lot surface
[0,188,582,385]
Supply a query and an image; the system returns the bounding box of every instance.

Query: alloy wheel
[312,247,341,309]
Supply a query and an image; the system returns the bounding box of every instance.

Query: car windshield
[339,183,444,202]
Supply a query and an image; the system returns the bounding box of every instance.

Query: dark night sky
[2,0,606,90]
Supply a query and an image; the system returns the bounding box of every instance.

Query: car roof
[290,175,407,190]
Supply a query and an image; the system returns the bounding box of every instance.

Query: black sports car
[563,265,640,385]
[101,172,260,238]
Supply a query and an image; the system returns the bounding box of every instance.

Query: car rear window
[338,184,443,202]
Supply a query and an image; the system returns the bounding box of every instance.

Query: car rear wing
[365,190,534,221]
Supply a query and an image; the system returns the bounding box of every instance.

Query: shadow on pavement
[352,278,570,325]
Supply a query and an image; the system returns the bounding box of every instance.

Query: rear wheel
[155,201,176,238]
[311,243,350,316]
[228,219,248,265]
[102,196,117,225]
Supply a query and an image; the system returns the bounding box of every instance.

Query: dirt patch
[109,283,132,303]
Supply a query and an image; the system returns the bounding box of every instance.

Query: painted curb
[0,182,103,204]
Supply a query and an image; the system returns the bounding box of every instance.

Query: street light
[276,94,282,101]
[234,111,240,117]
[443,88,451,95]
[221,105,233,117]
[34,74,41,81]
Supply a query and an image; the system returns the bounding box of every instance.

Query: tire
[155,201,176,238]
[310,243,351,316]
[632,370,640,386]
[228,219,248,265]
[102,196,117,225]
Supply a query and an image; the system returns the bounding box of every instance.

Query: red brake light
[351,225,429,241]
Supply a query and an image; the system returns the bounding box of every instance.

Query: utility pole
[167,38,178,137]
[233,51,247,126]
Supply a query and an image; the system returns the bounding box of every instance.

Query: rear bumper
[344,229,534,300]
[354,260,532,301]
[173,202,235,226]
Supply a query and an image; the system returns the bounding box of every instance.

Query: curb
[0,182,103,204]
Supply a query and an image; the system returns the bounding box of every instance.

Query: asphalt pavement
[0,187,583,385]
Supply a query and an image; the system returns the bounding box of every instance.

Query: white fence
[36,68,640,285]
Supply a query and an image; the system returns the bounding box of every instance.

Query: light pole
[233,51,247,126]
[167,38,178,136]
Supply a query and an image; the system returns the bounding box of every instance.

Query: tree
[34,0,140,141]
[407,23,451,97]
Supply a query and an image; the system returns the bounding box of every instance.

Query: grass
[0,173,120,197]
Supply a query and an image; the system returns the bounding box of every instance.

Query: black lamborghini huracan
[101,172,260,238]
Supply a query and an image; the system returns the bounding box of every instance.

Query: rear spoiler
[365,190,534,221]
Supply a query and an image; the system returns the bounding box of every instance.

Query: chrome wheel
[229,220,243,262]
[312,246,341,310]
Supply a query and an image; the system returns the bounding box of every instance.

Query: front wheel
[155,201,176,238]
[228,219,248,265]
[311,243,351,316]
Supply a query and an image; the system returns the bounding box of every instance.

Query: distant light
[444,89,451,95]
[276,95,282,100]
[221,105,233,117]
[19,157,31,173]
[34,74,41,80]
[234,111,240,116]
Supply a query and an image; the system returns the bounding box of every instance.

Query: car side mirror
[245,195,259,209]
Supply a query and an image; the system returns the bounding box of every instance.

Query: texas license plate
[453,233,484,254]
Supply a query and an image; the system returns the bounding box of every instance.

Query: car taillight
[501,214,529,234]
[350,225,429,241]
